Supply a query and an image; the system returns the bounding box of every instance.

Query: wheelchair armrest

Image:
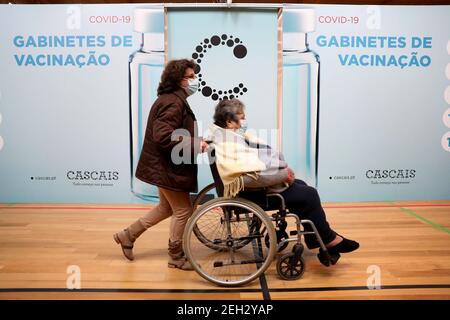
[266,193,286,211]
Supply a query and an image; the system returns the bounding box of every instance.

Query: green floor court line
[387,201,450,235]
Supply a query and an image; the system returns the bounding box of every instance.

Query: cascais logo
[365,169,416,179]
[67,170,119,181]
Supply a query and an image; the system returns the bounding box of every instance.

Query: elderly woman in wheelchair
[183,98,359,286]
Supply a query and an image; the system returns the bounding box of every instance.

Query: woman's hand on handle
[200,139,209,153]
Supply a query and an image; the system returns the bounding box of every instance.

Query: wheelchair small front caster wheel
[276,252,305,280]
[265,230,289,252]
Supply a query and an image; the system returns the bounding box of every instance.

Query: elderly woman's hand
[286,167,295,185]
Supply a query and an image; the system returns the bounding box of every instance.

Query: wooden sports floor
[0,200,449,300]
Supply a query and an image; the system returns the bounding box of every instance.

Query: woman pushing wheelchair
[206,98,359,266]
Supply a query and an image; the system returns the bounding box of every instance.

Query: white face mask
[238,119,248,134]
[185,78,199,96]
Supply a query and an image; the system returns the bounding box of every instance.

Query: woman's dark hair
[213,99,245,128]
[157,59,196,96]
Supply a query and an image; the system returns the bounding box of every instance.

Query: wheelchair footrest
[317,249,340,267]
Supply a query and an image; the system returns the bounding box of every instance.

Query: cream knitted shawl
[207,124,269,197]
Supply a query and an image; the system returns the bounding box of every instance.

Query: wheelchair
[183,148,336,287]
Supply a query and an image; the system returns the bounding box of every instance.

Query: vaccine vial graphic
[129,8,164,200]
[282,8,320,188]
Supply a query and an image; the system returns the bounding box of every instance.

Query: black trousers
[279,179,336,245]
[239,179,336,246]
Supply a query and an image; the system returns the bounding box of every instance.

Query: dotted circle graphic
[445,86,450,105]
[441,132,450,152]
[191,34,248,101]
[442,40,450,152]
[443,108,450,129]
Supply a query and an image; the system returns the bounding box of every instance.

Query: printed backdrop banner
[166,7,280,198]
[0,4,449,204]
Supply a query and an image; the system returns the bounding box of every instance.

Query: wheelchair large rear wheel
[192,183,216,209]
[192,184,263,251]
[184,197,277,287]
[192,183,223,251]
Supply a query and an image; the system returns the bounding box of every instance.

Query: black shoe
[328,237,360,254]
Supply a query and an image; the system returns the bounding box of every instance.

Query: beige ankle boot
[113,220,146,261]
[168,240,194,271]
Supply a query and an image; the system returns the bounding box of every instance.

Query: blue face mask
[185,78,199,96]
[238,119,248,134]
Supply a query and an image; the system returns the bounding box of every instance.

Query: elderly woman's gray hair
[213,99,245,128]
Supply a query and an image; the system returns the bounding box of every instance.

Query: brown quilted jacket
[135,89,200,192]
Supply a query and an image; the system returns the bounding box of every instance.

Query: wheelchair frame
[182,149,335,287]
